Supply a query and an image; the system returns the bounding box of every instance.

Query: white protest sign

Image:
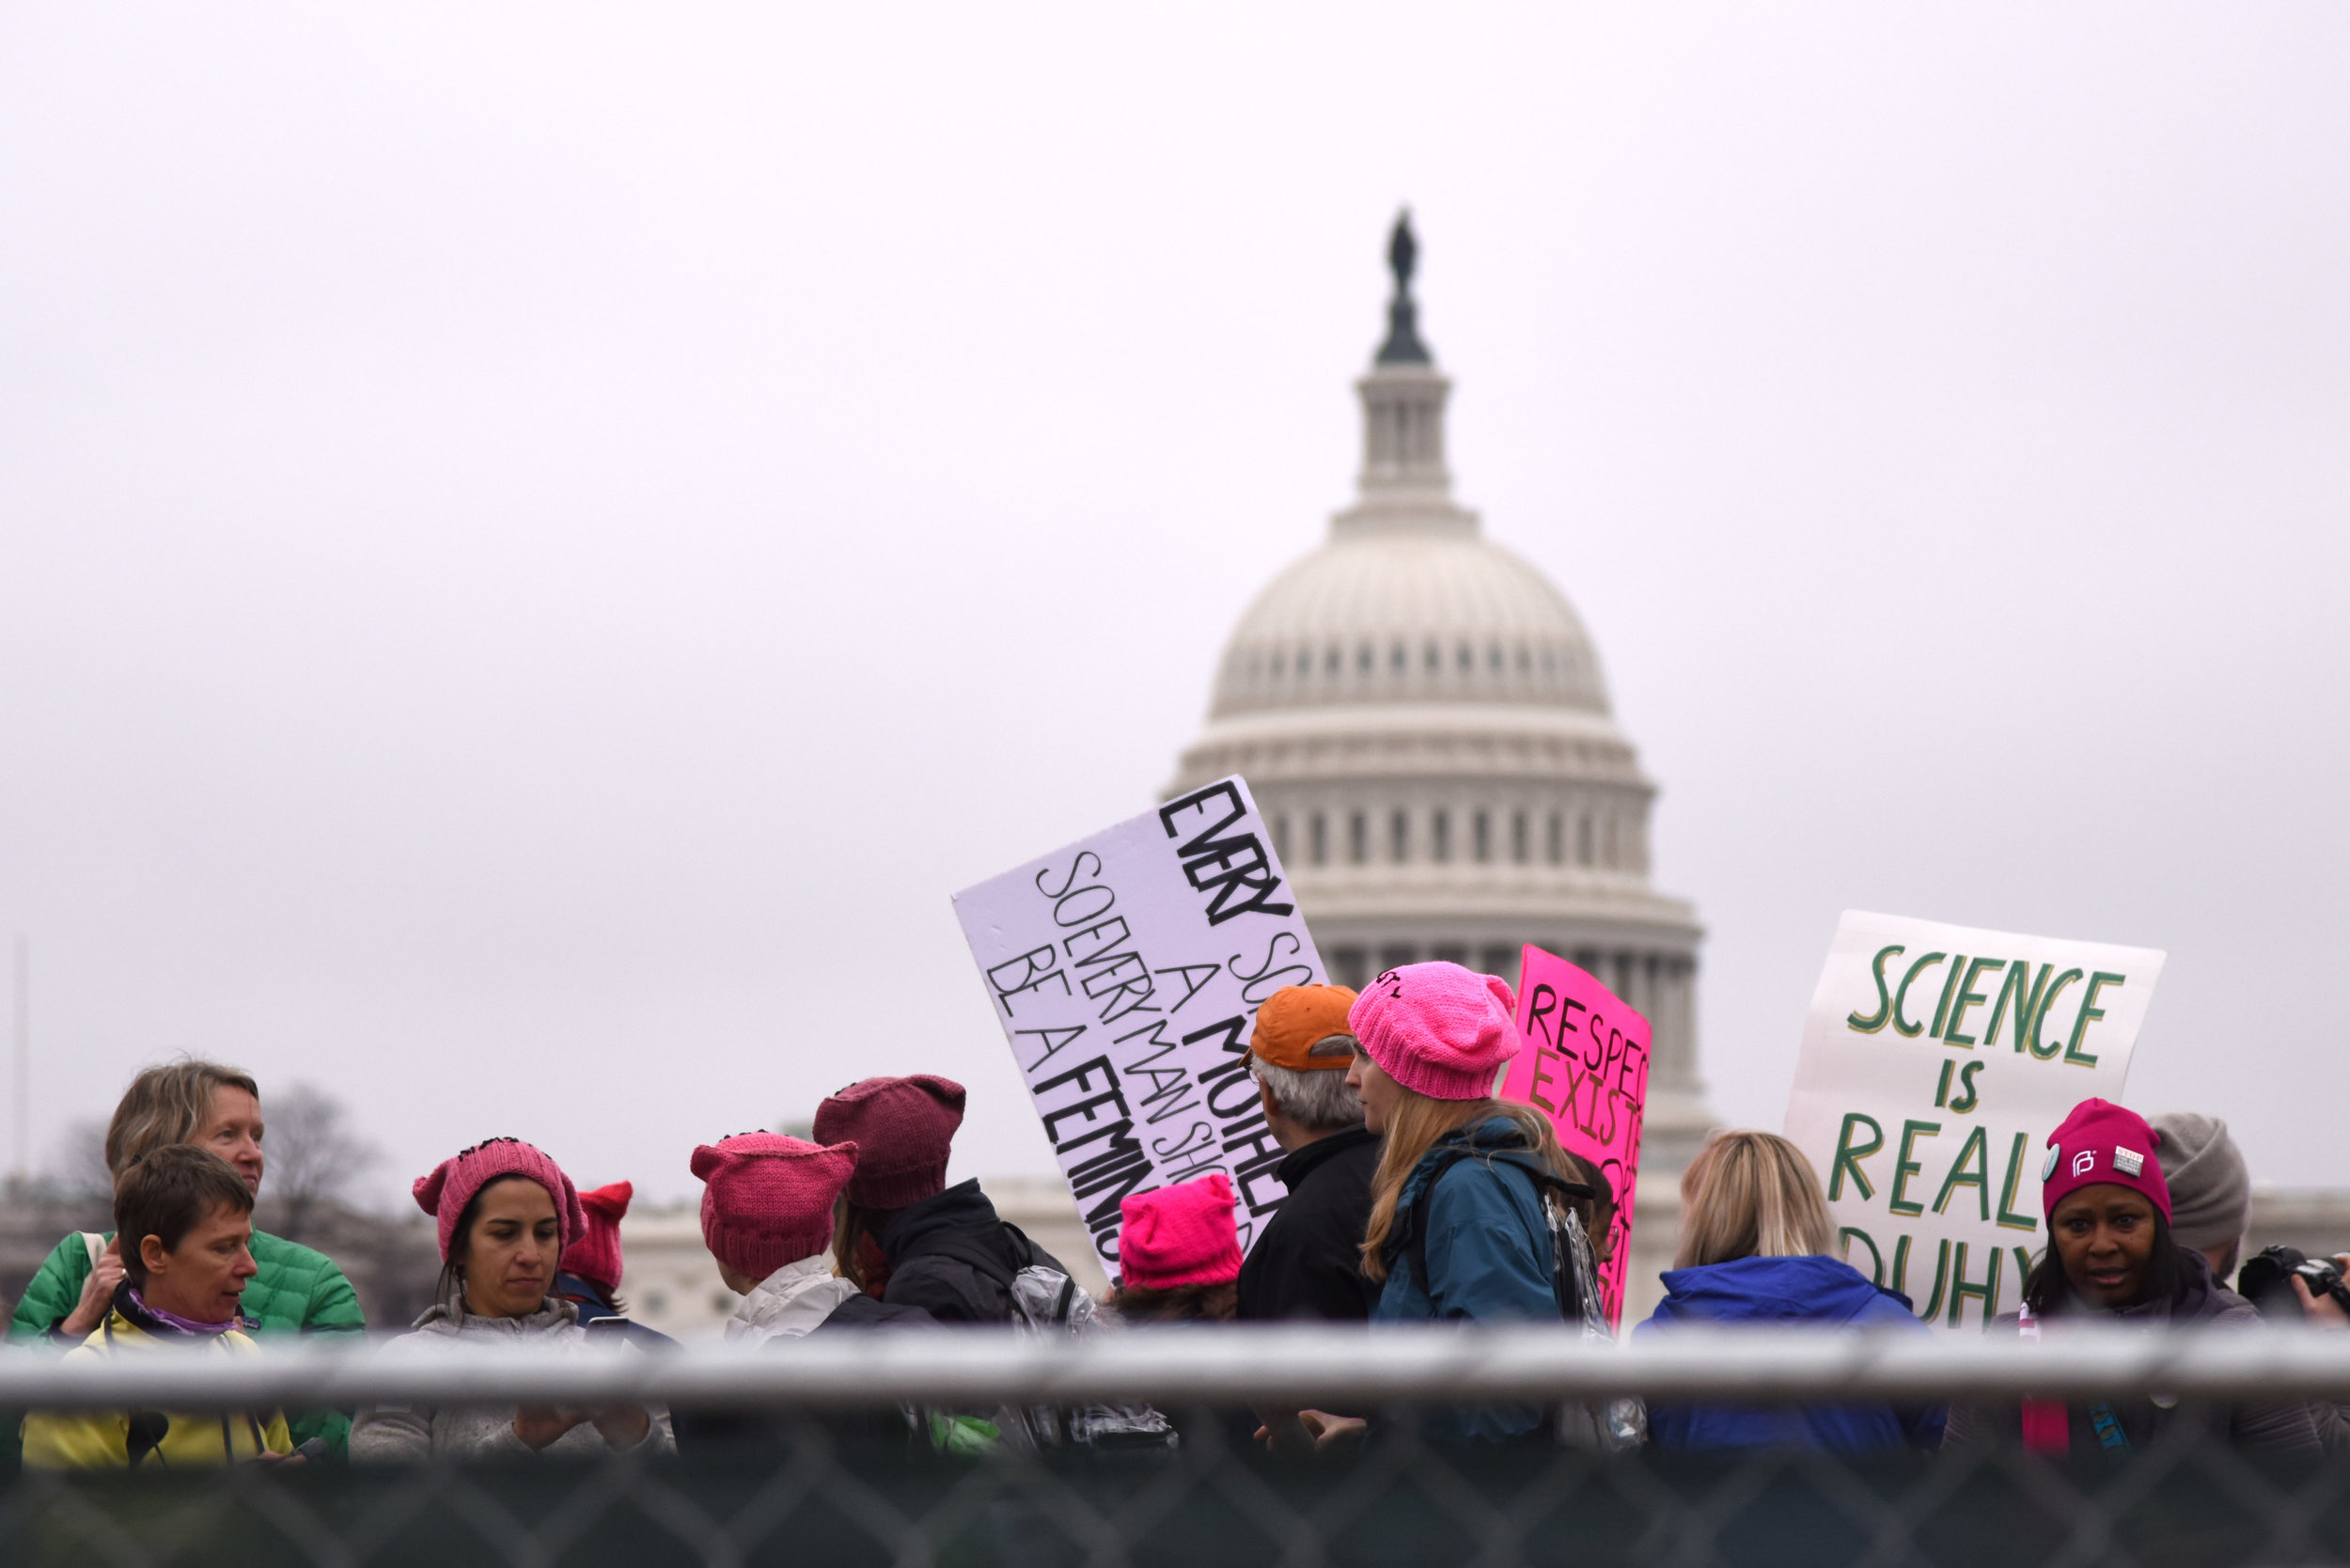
[952,776,1324,1278]
[1783,910,2166,1329]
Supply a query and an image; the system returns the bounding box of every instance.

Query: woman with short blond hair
[1636,1130,1943,1450]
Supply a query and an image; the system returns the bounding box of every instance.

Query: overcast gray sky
[4,5,2344,1210]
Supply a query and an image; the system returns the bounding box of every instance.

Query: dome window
[1390,809,1409,862]
[1515,646,1531,673]
[1545,812,1564,865]
[1271,651,1285,677]
[1488,645,1503,672]
[1512,811,1528,864]
[1356,645,1372,675]
[1273,815,1292,864]
[1310,812,1328,866]
[1577,814,1594,866]
[1325,646,1340,676]
[1349,811,1368,864]
[1456,644,1472,673]
[1297,646,1312,680]
[1472,810,1492,863]
[1431,809,1451,863]
[1390,643,1406,672]
[1424,642,1439,672]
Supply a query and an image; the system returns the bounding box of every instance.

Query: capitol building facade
[1167,219,1715,1189]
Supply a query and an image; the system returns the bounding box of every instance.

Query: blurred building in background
[1162,218,1714,1313]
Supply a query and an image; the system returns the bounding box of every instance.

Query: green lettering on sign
[1891,952,1947,1039]
[1932,1125,1991,1221]
[1845,945,1904,1034]
[1888,1120,1940,1216]
[1829,1112,1886,1201]
[1996,1132,2040,1232]
[1988,962,2053,1053]
[2065,971,2124,1067]
[2029,969,2082,1059]
[1942,957,2005,1046]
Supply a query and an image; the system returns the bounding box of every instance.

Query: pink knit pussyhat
[811,1075,965,1209]
[1346,961,1520,1101]
[560,1181,634,1294]
[1118,1174,1243,1290]
[413,1137,588,1262]
[690,1133,860,1279]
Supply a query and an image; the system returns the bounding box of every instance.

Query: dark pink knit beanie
[1347,962,1521,1101]
[690,1133,859,1278]
[811,1075,965,1209]
[560,1181,633,1294]
[414,1137,588,1262]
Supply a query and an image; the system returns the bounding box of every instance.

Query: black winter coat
[1944,1248,2322,1455]
[877,1181,1071,1325]
[1236,1126,1382,1323]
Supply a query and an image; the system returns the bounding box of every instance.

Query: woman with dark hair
[1944,1098,2318,1455]
[351,1139,671,1462]
[815,1074,1072,1325]
[8,1059,364,1455]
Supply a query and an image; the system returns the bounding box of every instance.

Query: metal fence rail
[7,1322,2350,1410]
[6,1326,2350,1568]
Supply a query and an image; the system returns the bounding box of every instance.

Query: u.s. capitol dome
[1167,216,1714,1174]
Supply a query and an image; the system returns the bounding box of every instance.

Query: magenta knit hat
[560,1181,633,1294]
[811,1075,965,1209]
[690,1133,859,1278]
[1346,962,1520,1101]
[413,1137,588,1263]
[1119,1174,1243,1290]
[2041,1098,2172,1223]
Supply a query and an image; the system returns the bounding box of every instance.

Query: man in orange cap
[1234,983,1381,1325]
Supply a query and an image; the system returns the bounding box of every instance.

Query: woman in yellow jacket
[23,1145,294,1468]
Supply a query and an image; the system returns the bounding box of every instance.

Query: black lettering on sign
[1159,782,1295,926]
[1035,1057,1131,1146]
[1116,1019,1201,1125]
[1153,962,1221,1014]
[1014,1026,1086,1074]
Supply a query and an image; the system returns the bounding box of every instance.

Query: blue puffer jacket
[1373,1118,1563,1443]
[1636,1255,1946,1450]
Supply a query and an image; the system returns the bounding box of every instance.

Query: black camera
[2235,1245,2350,1319]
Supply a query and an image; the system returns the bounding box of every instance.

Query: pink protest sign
[1497,945,1651,1328]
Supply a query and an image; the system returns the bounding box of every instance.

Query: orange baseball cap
[1248,983,1360,1072]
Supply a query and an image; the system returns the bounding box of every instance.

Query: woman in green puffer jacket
[8,1060,366,1454]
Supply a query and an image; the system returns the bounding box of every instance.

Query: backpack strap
[1402,1148,1595,1303]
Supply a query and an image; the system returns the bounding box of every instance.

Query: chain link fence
[6,1325,2350,1567]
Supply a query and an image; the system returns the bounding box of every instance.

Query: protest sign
[1496,946,1649,1328]
[1783,911,2166,1329]
[952,776,1324,1278]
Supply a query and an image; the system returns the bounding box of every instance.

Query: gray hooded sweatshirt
[350,1293,675,1464]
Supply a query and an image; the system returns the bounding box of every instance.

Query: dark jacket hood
[876,1179,1002,1267]
[1651,1255,1916,1325]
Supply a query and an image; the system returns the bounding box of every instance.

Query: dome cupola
[1166,213,1712,1174]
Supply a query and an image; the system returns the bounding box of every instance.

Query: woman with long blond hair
[1343,962,1606,1445]
[1634,1130,1942,1450]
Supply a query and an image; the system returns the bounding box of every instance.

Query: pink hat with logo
[1119,1174,1243,1290]
[414,1137,588,1262]
[1346,962,1520,1101]
[2041,1098,2171,1222]
[690,1132,860,1278]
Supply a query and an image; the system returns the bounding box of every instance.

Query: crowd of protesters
[6,959,2340,1471]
